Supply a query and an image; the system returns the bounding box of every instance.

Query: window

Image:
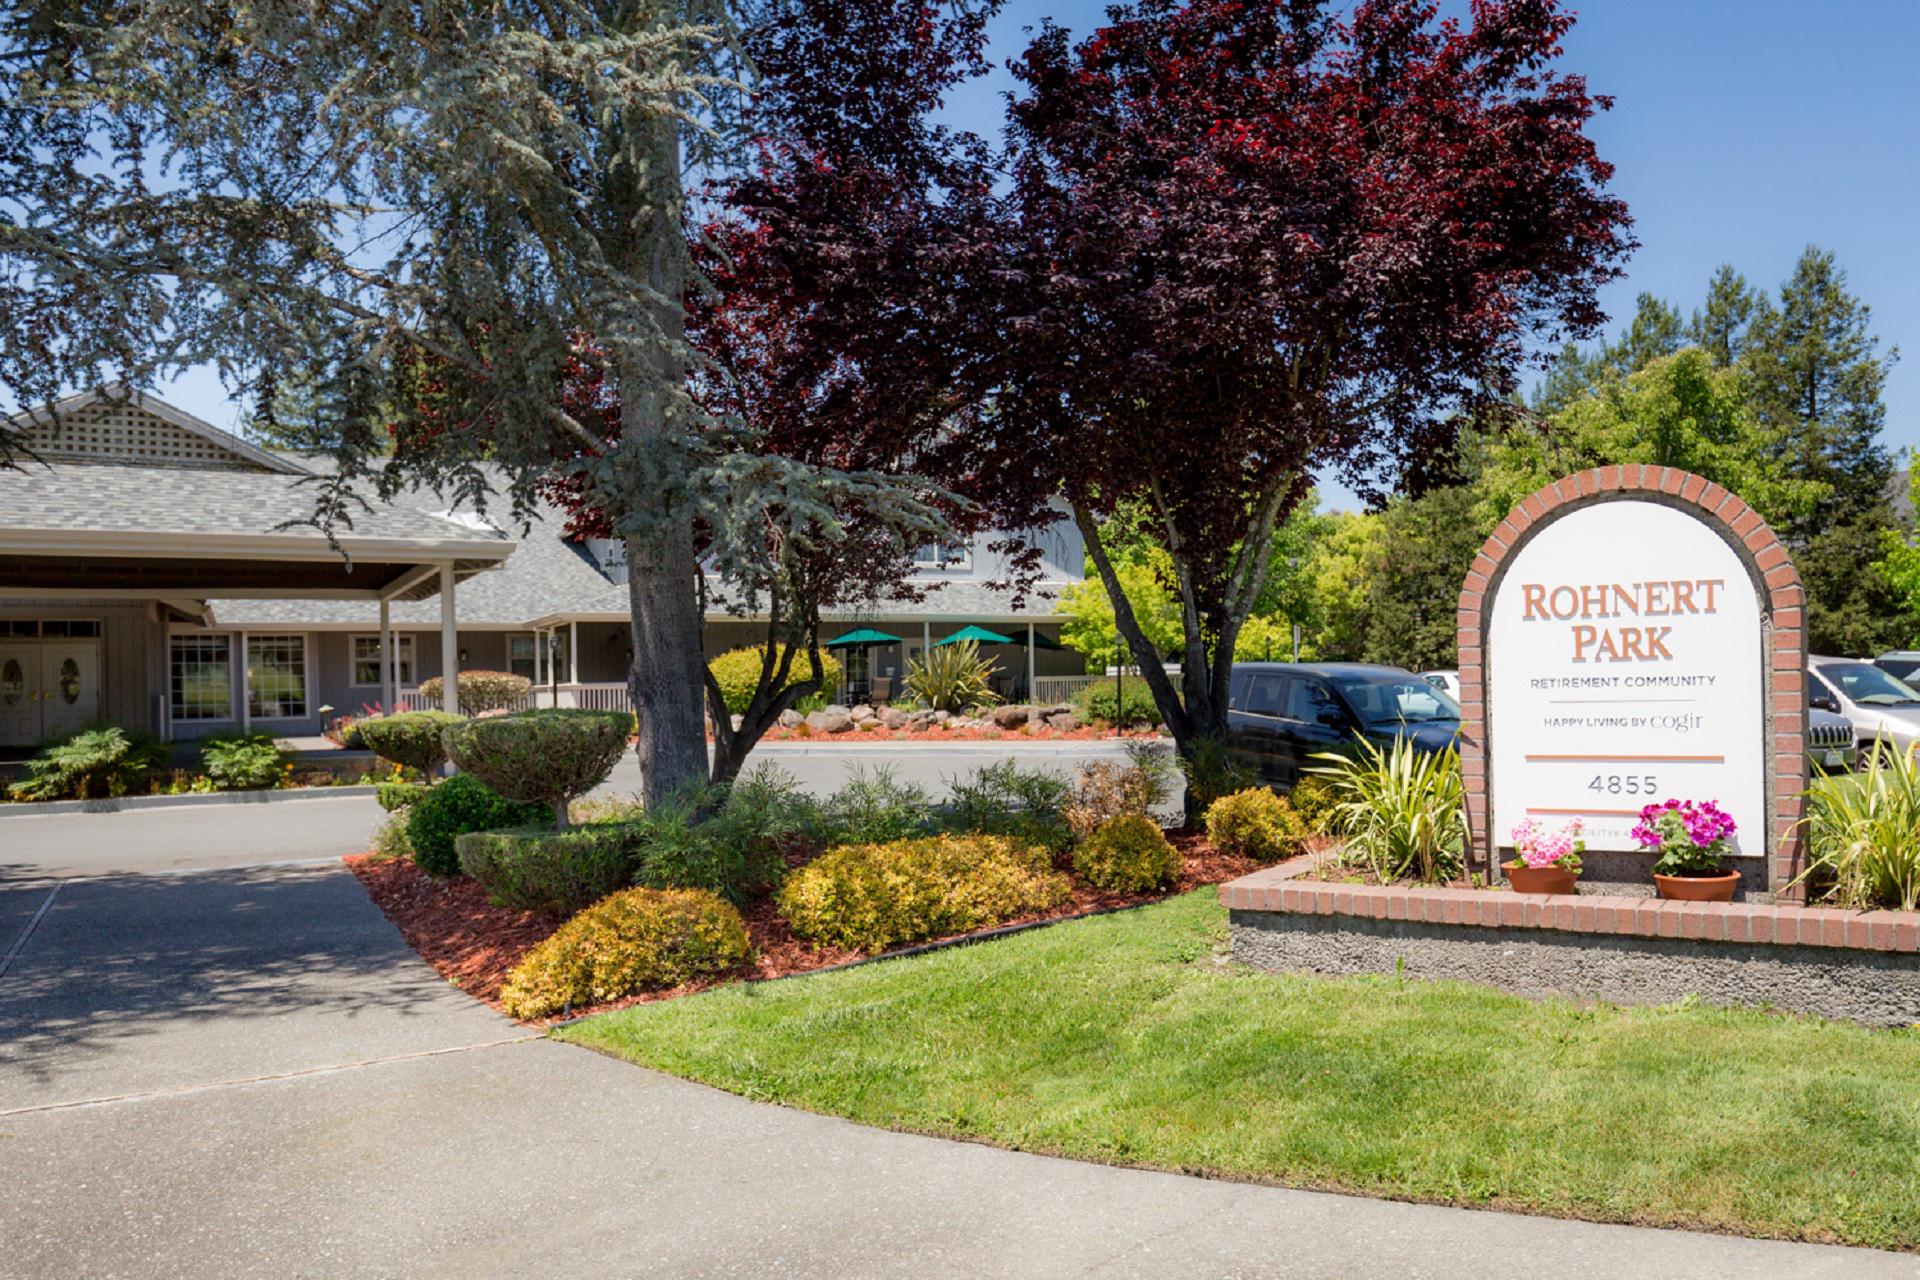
[247,635,308,718]
[1242,672,1286,716]
[170,635,233,721]
[509,634,537,682]
[913,540,972,571]
[1283,679,1338,724]
[351,635,414,687]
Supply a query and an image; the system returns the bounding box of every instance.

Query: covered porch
[0,498,514,746]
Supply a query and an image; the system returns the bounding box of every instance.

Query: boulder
[930,710,952,724]
[906,709,937,729]
[850,703,876,722]
[807,707,854,735]
[990,704,1032,729]
[881,708,910,730]
[1048,713,1082,733]
[777,709,803,729]
[1041,703,1075,720]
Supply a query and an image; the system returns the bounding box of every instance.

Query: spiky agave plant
[1311,735,1466,885]
[903,639,1000,714]
[1796,735,1920,911]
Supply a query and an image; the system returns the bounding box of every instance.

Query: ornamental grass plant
[1312,736,1466,885]
[1797,738,1920,911]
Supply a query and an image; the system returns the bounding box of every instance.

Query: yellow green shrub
[499,887,751,1020]
[776,834,1070,954]
[1286,775,1342,835]
[1074,814,1181,893]
[1204,787,1305,862]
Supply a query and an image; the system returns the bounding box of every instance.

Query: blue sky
[154,1,1919,506]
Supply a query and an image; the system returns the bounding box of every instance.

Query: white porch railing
[394,684,628,715]
[1032,675,1098,705]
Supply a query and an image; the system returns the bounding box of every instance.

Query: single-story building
[1,388,1094,750]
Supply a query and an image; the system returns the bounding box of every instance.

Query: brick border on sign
[1455,467,1807,897]
[1219,861,1918,952]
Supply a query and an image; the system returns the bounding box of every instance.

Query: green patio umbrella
[933,624,1014,647]
[825,627,903,648]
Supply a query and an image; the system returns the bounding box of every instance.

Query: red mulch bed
[346,830,1261,1026]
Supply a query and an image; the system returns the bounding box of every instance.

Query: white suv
[1809,656,1920,760]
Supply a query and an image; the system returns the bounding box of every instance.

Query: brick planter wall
[1222,862,1920,1026]
[1456,466,1807,897]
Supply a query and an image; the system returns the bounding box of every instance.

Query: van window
[1244,672,1286,716]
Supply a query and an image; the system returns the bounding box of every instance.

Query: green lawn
[560,890,1920,1250]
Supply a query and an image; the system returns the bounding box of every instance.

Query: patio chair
[871,676,893,704]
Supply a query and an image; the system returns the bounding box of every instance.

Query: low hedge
[456,822,645,916]
[417,670,532,714]
[405,772,548,877]
[357,711,465,775]
[442,708,631,829]
[777,833,1071,954]
[1204,787,1304,863]
[499,887,752,1020]
[1074,814,1181,893]
[1074,679,1165,729]
[376,781,429,812]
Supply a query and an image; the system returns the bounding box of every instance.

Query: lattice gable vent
[17,400,268,470]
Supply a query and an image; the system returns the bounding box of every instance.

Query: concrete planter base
[1223,860,1920,1027]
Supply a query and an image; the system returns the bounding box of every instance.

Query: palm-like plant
[904,640,1000,714]
[1311,735,1466,885]
[1797,735,1920,911]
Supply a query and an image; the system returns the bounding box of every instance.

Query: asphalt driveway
[2,778,1915,1277]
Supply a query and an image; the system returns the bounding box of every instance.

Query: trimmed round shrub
[708,646,843,717]
[405,773,548,877]
[777,834,1071,954]
[376,781,428,812]
[357,711,465,775]
[417,670,533,715]
[499,887,752,1020]
[456,822,645,916]
[1288,775,1342,835]
[1074,814,1181,893]
[442,708,632,829]
[1204,787,1305,863]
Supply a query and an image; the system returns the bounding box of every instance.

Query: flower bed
[350,830,1259,1025]
[1222,857,1920,1026]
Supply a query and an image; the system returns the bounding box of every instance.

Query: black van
[1225,662,1462,790]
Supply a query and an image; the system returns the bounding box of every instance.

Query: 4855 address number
[1587,774,1657,796]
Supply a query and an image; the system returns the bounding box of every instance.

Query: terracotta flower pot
[1505,861,1579,895]
[1652,870,1740,902]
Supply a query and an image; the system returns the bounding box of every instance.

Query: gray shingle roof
[0,460,499,544]
[209,495,613,628]
[539,575,1069,624]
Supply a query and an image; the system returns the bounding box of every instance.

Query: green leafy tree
[1479,349,1825,535]
[1359,485,1487,672]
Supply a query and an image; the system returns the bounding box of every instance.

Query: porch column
[922,620,931,659]
[1026,622,1036,702]
[378,597,393,714]
[533,626,544,704]
[237,629,250,732]
[569,621,579,684]
[439,563,459,715]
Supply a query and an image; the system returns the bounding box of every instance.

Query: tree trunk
[620,109,708,809]
[627,532,710,807]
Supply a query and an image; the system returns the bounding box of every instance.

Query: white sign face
[1488,500,1765,856]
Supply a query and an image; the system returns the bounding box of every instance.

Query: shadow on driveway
[0,860,508,1109]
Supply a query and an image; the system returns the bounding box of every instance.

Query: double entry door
[0,641,101,747]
